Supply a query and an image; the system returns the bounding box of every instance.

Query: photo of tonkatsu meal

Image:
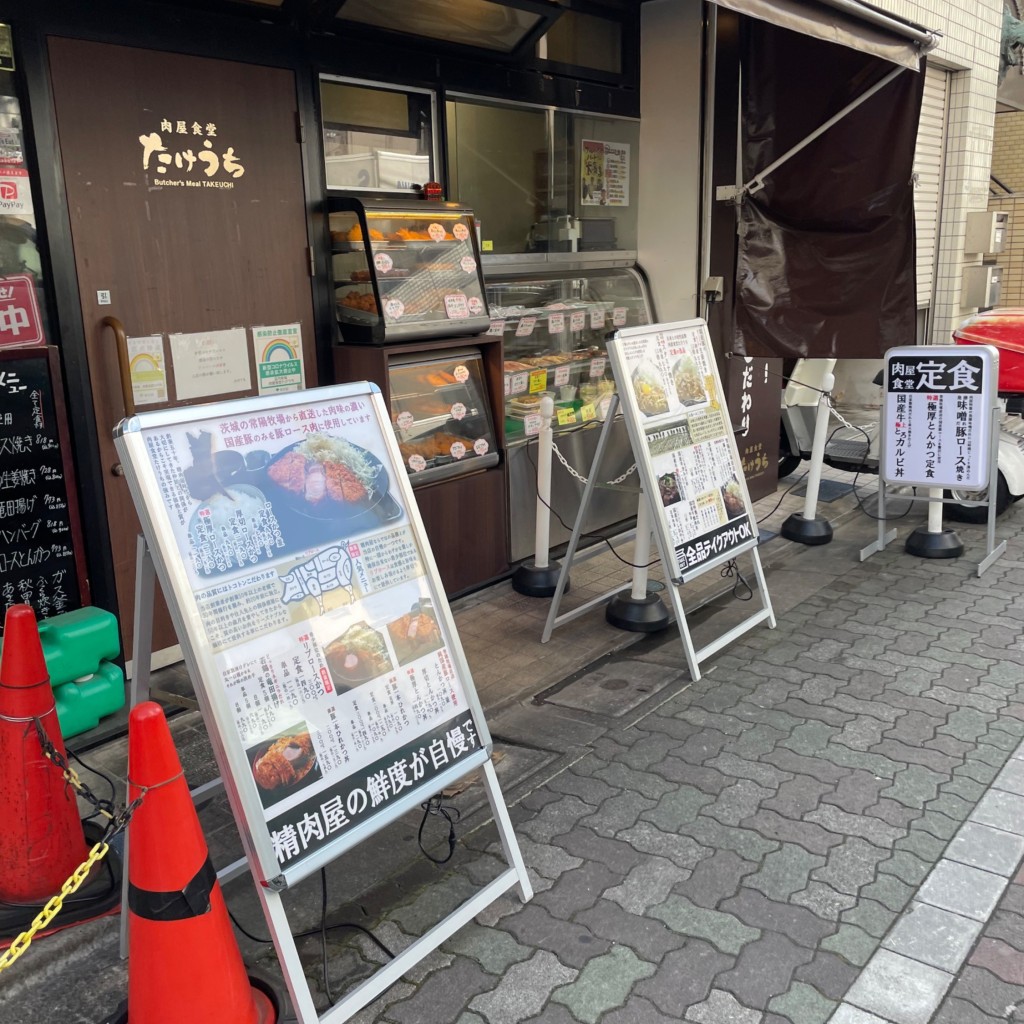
[247,726,323,807]
[323,621,394,686]
[387,602,444,665]
[261,431,397,523]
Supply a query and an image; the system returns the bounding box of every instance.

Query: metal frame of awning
[710,0,940,204]
[707,0,939,70]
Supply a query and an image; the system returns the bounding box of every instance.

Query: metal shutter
[913,64,948,309]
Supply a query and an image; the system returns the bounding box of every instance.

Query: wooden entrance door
[48,37,318,661]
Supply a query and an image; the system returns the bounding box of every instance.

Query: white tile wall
[874,1,1002,341]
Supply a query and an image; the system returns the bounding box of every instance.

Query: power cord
[321,868,333,1006]
[417,795,461,865]
[721,558,753,601]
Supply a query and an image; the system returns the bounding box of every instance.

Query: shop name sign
[138,118,246,189]
[882,345,996,490]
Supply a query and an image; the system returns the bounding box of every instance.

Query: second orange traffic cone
[120,701,276,1023]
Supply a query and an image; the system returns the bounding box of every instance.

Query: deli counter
[485,265,654,562]
[329,197,490,345]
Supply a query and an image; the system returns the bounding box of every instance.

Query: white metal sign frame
[544,319,776,680]
[860,344,1006,576]
[113,381,531,1023]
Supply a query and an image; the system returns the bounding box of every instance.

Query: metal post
[781,370,834,545]
[605,486,669,632]
[512,394,566,597]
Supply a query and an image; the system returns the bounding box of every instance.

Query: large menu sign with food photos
[607,320,758,581]
[114,383,494,885]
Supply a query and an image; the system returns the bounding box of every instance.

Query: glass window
[541,10,622,74]
[446,97,548,255]
[338,0,543,53]
[0,65,52,344]
[446,96,639,257]
[554,112,639,252]
[320,78,435,192]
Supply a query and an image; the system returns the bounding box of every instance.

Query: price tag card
[504,375,511,396]
[487,319,505,337]
[557,407,577,427]
[384,298,404,320]
[570,310,587,332]
[428,222,446,241]
[396,411,414,430]
[473,438,490,456]
[554,365,571,387]
[510,371,529,395]
[453,364,470,383]
[589,357,607,378]
[444,293,470,320]
[374,252,393,274]
[450,402,467,421]
[524,412,543,436]
[515,316,537,338]
[460,255,477,274]
[528,369,548,393]
[580,403,596,422]
[590,309,606,330]
[613,307,628,327]
[453,222,470,241]
[548,312,565,334]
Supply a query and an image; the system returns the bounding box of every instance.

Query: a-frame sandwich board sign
[114,380,531,1023]
[546,319,776,680]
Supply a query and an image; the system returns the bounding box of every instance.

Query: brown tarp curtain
[733,19,926,359]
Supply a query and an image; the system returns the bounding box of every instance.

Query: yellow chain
[0,841,110,973]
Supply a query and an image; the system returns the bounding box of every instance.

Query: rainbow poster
[252,323,304,395]
[127,334,168,405]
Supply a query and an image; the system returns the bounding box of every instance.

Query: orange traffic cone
[0,605,90,903]
[119,701,276,1023]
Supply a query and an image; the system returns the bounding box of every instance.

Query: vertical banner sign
[727,355,781,502]
[883,345,996,489]
[114,384,506,883]
[607,321,758,580]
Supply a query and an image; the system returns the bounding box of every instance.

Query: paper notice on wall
[169,327,251,401]
[581,140,630,207]
[127,334,168,405]
[253,323,305,396]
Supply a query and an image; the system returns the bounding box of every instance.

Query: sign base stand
[605,591,670,632]
[512,561,566,598]
[780,513,833,545]
[905,526,964,559]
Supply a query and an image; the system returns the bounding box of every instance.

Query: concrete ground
[4,469,1024,1024]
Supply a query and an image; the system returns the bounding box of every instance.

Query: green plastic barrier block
[0,606,121,688]
[53,661,126,739]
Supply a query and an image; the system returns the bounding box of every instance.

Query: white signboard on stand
[545,319,775,683]
[114,382,530,1023]
[883,345,997,489]
[609,321,757,579]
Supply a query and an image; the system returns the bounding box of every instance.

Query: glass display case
[329,197,490,344]
[389,348,500,486]
[486,266,652,443]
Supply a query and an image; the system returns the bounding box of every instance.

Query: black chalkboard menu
[0,346,89,628]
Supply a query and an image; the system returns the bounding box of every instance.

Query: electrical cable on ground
[320,868,333,1006]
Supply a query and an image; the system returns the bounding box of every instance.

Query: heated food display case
[329,197,490,345]
[388,348,500,485]
[333,334,507,596]
[485,265,653,561]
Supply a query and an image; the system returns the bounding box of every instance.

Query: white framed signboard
[114,382,530,1023]
[883,345,997,489]
[606,320,759,581]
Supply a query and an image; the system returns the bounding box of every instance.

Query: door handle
[101,315,135,418]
